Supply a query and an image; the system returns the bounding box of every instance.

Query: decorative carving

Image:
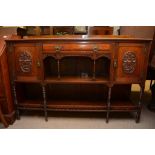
[122,51,136,74]
[18,51,32,73]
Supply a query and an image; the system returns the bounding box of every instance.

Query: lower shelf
[18,100,138,112]
[18,100,106,111]
[18,100,43,110]
[45,76,109,84]
[111,101,138,111]
[47,100,106,111]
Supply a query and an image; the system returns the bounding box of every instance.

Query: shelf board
[14,80,41,83]
[17,99,138,112]
[18,100,107,111]
[110,100,138,111]
[18,100,43,110]
[47,100,107,111]
[45,76,109,84]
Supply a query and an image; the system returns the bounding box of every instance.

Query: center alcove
[43,55,111,80]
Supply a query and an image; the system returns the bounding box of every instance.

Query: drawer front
[43,43,111,53]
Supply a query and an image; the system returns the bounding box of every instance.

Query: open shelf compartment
[110,84,139,112]
[45,83,108,111]
[15,83,43,110]
[43,56,111,83]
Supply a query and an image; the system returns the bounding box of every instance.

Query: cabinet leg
[93,60,96,80]
[106,87,112,123]
[12,83,20,120]
[106,111,109,123]
[42,84,48,121]
[135,85,144,123]
[57,59,60,80]
[16,109,20,120]
[150,80,153,89]
[136,110,141,123]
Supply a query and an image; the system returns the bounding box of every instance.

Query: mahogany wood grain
[0,36,15,126]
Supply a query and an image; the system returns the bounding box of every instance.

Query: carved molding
[18,51,32,73]
[122,51,136,74]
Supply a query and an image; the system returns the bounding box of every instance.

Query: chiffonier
[4,35,152,123]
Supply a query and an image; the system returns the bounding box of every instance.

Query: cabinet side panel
[0,47,14,114]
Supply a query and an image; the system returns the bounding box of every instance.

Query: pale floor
[1,81,155,129]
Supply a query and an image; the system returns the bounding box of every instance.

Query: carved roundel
[122,51,136,74]
[18,51,32,73]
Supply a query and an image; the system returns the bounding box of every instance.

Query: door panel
[14,44,41,81]
[115,44,145,83]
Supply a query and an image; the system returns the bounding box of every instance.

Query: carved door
[115,44,146,83]
[13,44,42,81]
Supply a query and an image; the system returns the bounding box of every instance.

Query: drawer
[43,43,111,53]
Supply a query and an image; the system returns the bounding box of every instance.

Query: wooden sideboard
[5,35,152,123]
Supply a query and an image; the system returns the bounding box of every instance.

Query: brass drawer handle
[55,46,62,52]
[93,45,99,52]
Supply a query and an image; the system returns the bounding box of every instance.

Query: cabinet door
[115,43,146,83]
[13,43,42,81]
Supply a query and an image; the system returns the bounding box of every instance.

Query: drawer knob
[55,46,62,52]
[37,61,41,68]
[93,45,99,52]
[113,59,117,68]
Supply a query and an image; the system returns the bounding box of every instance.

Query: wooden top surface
[0,36,8,56]
[5,35,152,42]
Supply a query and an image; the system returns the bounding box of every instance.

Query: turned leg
[93,59,96,80]
[106,87,112,123]
[150,80,153,89]
[12,83,20,120]
[57,59,60,80]
[42,84,48,121]
[136,85,144,123]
